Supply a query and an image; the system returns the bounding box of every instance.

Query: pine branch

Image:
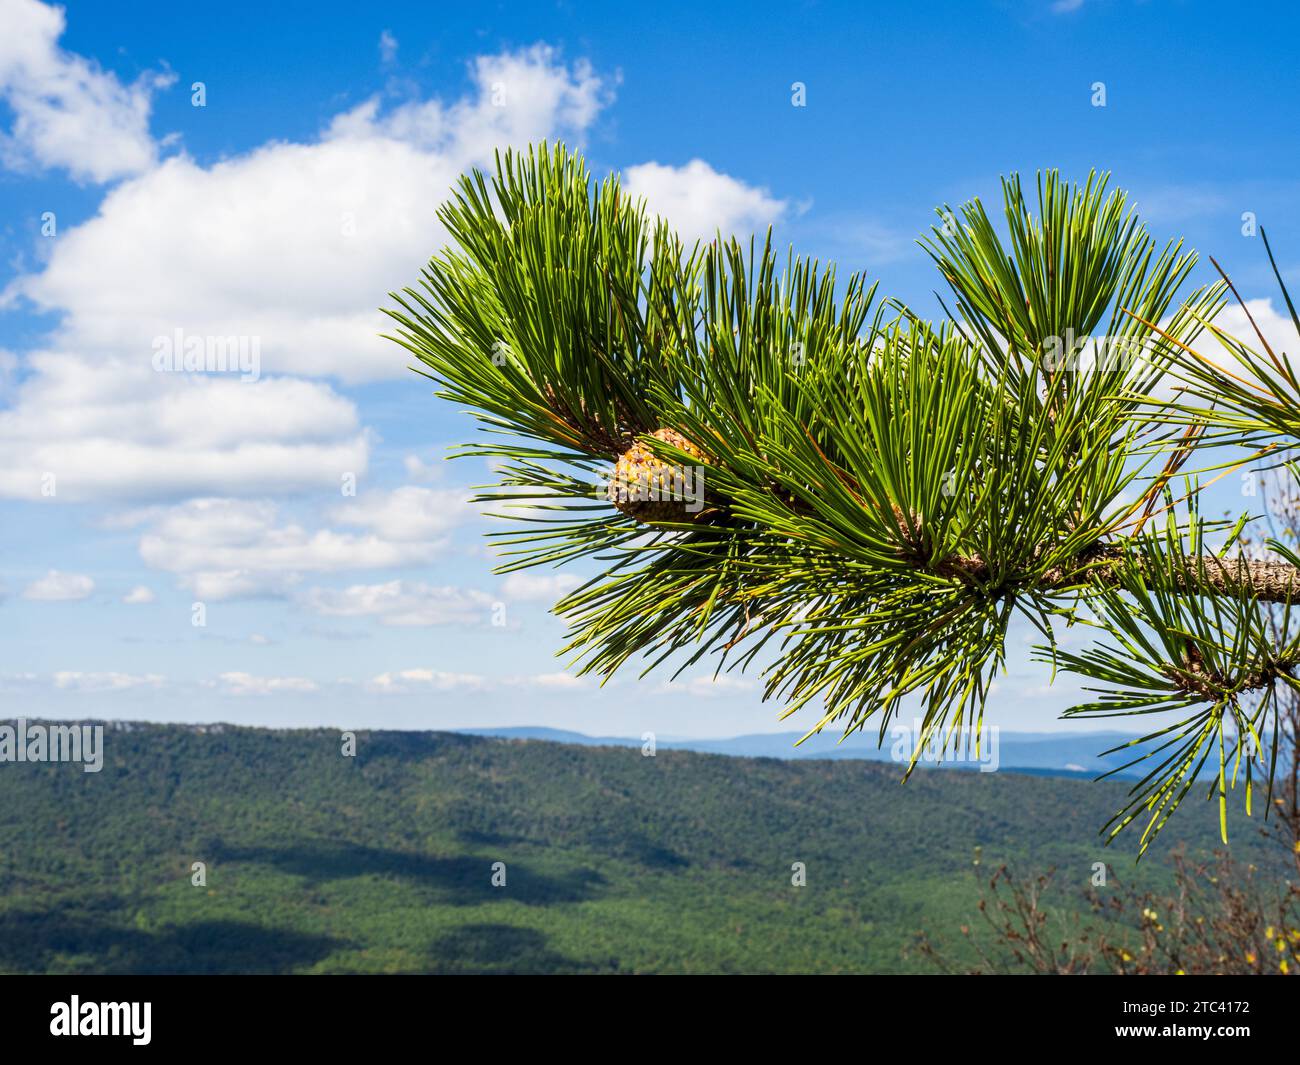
[933,543,1300,603]
[386,142,1300,852]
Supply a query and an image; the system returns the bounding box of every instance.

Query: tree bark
[961,544,1300,603]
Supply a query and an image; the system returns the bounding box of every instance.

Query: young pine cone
[608,428,711,524]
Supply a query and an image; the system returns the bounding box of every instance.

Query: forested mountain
[0,723,1279,974]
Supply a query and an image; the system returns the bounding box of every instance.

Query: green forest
[0,724,1283,974]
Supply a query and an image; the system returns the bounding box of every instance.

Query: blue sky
[1,0,1297,738]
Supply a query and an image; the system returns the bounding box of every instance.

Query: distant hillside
[458,726,1148,778]
[0,722,1279,974]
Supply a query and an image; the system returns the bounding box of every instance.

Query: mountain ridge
[0,722,1278,973]
[452,725,1148,778]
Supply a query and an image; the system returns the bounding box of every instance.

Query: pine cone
[608,428,711,523]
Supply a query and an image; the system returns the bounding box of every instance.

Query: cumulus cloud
[215,671,319,696]
[0,40,611,504]
[0,352,368,501]
[1136,296,1299,405]
[330,485,475,542]
[622,159,787,244]
[329,43,609,163]
[7,43,611,385]
[1208,297,1297,362]
[53,670,163,691]
[368,668,488,694]
[23,569,94,600]
[0,0,172,182]
[402,454,443,483]
[499,571,582,602]
[301,579,493,627]
[516,671,587,689]
[0,348,18,400]
[135,498,460,600]
[122,585,155,604]
[367,668,583,693]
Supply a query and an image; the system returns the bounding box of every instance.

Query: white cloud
[53,670,163,691]
[517,671,586,689]
[302,579,493,626]
[499,571,582,602]
[332,43,610,163]
[0,40,610,506]
[403,454,445,483]
[378,30,398,65]
[0,0,171,182]
[215,671,319,696]
[368,668,487,694]
[330,485,474,542]
[122,585,155,604]
[23,569,94,601]
[1208,297,1297,363]
[0,348,18,399]
[7,43,610,384]
[1138,296,1299,405]
[367,668,584,693]
[186,571,299,602]
[136,498,456,600]
[0,351,368,502]
[622,159,786,244]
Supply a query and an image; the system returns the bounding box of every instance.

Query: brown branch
[603,424,1300,604]
[938,543,1300,603]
